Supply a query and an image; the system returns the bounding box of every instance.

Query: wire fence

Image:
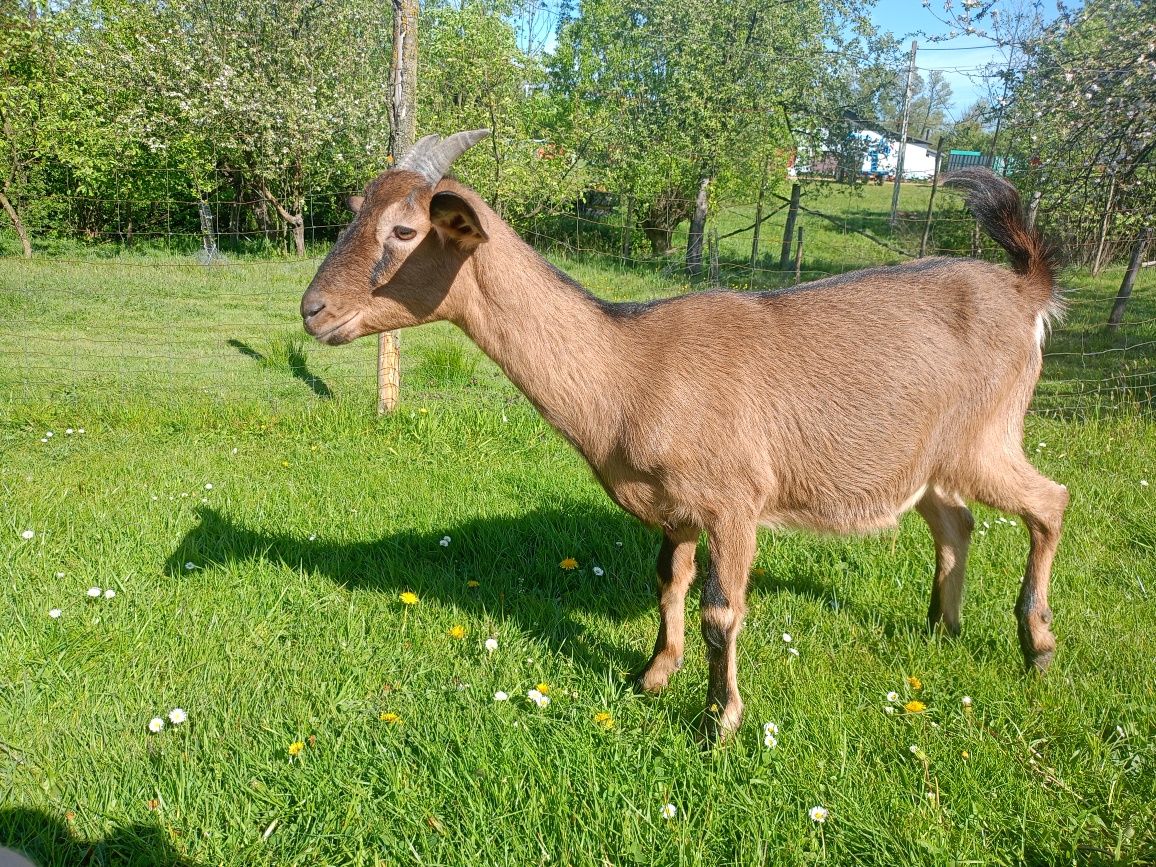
[1,182,1152,421]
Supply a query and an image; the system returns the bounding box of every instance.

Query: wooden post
[1026,190,1042,230]
[779,182,801,271]
[379,0,419,414]
[793,226,804,283]
[1108,227,1152,330]
[708,228,720,286]
[750,157,769,271]
[621,195,633,263]
[890,40,918,228]
[918,136,945,258]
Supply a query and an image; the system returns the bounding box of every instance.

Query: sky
[867,1,1031,120]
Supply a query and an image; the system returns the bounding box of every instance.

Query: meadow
[1,182,1154,865]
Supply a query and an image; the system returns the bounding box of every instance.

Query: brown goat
[301,130,1068,743]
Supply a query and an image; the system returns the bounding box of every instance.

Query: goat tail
[943,168,1060,315]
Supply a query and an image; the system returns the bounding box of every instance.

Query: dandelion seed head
[485,638,498,653]
[961,695,973,707]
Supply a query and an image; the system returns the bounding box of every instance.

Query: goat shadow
[226,337,333,399]
[0,807,198,866]
[165,503,928,679]
[165,503,666,677]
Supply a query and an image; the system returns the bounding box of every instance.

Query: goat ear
[346,195,365,214]
[430,191,488,249]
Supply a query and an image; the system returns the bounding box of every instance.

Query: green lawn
[1,196,1155,865]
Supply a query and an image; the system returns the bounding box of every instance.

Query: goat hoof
[636,654,682,695]
[697,702,743,748]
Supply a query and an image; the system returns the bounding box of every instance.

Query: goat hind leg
[916,487,974,636]
[637,527,699,694]
[699,519,757,745]
[974,461,1068,672]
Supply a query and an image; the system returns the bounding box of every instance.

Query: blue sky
[867,1,1031,119]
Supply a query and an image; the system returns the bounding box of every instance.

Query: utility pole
[379,0,419,414]
[889,39,918,229]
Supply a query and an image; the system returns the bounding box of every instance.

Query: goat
[301,129,1068,743]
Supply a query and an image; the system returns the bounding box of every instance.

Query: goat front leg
[700,519,757,745]
[638,527,699,694]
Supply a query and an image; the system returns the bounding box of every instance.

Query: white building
[852,127,940,180]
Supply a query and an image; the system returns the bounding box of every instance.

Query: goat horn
[394,129,491,184]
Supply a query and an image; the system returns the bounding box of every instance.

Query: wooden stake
[1108,227,1152,330]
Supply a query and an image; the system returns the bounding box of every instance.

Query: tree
[550,0,897,268]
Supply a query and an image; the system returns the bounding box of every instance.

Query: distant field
[1,188,1154,865]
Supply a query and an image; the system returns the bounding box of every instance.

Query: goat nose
[303,299,326,319]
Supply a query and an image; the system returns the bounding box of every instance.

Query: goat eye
[393,226,416,241]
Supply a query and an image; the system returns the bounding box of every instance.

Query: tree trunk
[685,174,711,277]
[644,225,674,257]
[257,182,305,256]
[0,189,31,258]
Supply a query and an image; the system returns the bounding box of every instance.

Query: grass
[1,190,1155,865]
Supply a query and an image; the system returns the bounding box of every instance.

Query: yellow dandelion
[288,741,304,756]
[559,558,578,570]
[961,750,970,759]
[467,580,480,588]
[448,625,466,640]
[751,567,767,578]
[380,712,400,724]
[593,711,614,730]
[535,682,550,694]
[906,676,923,691]
[399,591,419,605]
[904,700,926,714]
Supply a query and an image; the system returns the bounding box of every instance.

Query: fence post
[1108,227,1152,330]
[793,226,804,284]
[779,182,801,271]
[708,228,720,286]
[197,201,219,264]
[621,195,633,264]
[751,157,768,272]
[918,136,944,258]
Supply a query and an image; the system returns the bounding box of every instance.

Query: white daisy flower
[45,431,54,438]
[86,587,101,598]
[592,566,604,577]
[484,638,498,653]
[20,530,35,540]
[65,428,74,435]
[1141,479,1148,487]
[204,483,213,490]
[493,691,508,702]
[439,536,451,547]
[764,732,778,749]
[308,534,317,541]
[184,562,197,570]
[167,708,187,725]
[787,647,800,657]
[661,803,677,820]
[78,428,85,434]
[884,705,895,714]
[55,572,65,578]
[103,588,116,599]
[961,695,973,707]
[527,689,550,708]
[782,633,792,643]
[763,721,779,736]
[808,806,829,823]
[148,717,165,733]
[39,438,47,443]
[49,608,62,619]
[887,691,899,703]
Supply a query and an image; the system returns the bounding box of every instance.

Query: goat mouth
[313,313,362,345]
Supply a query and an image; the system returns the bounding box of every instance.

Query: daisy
[886,691,899,703]
[493,691,509,702]
[592,566,605,577]
[961,695,973,708]
[884,705,895,715]
[20,530,35,540]
[763,721,779,736]
[49,608,62,619]
[527,689,550,708]
[148,717,165,734]
[439,536,451,547]
[103,589,116,599]
[787,647,799,657]
[204,483,213,490]
[184,562,198,570]
[764,731,778,748]
[782,633,792,643]
[808,806,829,823]
[87,587,101,598]
[484,638,498,653]
[168,708,187,725]
[661,804,677,820]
